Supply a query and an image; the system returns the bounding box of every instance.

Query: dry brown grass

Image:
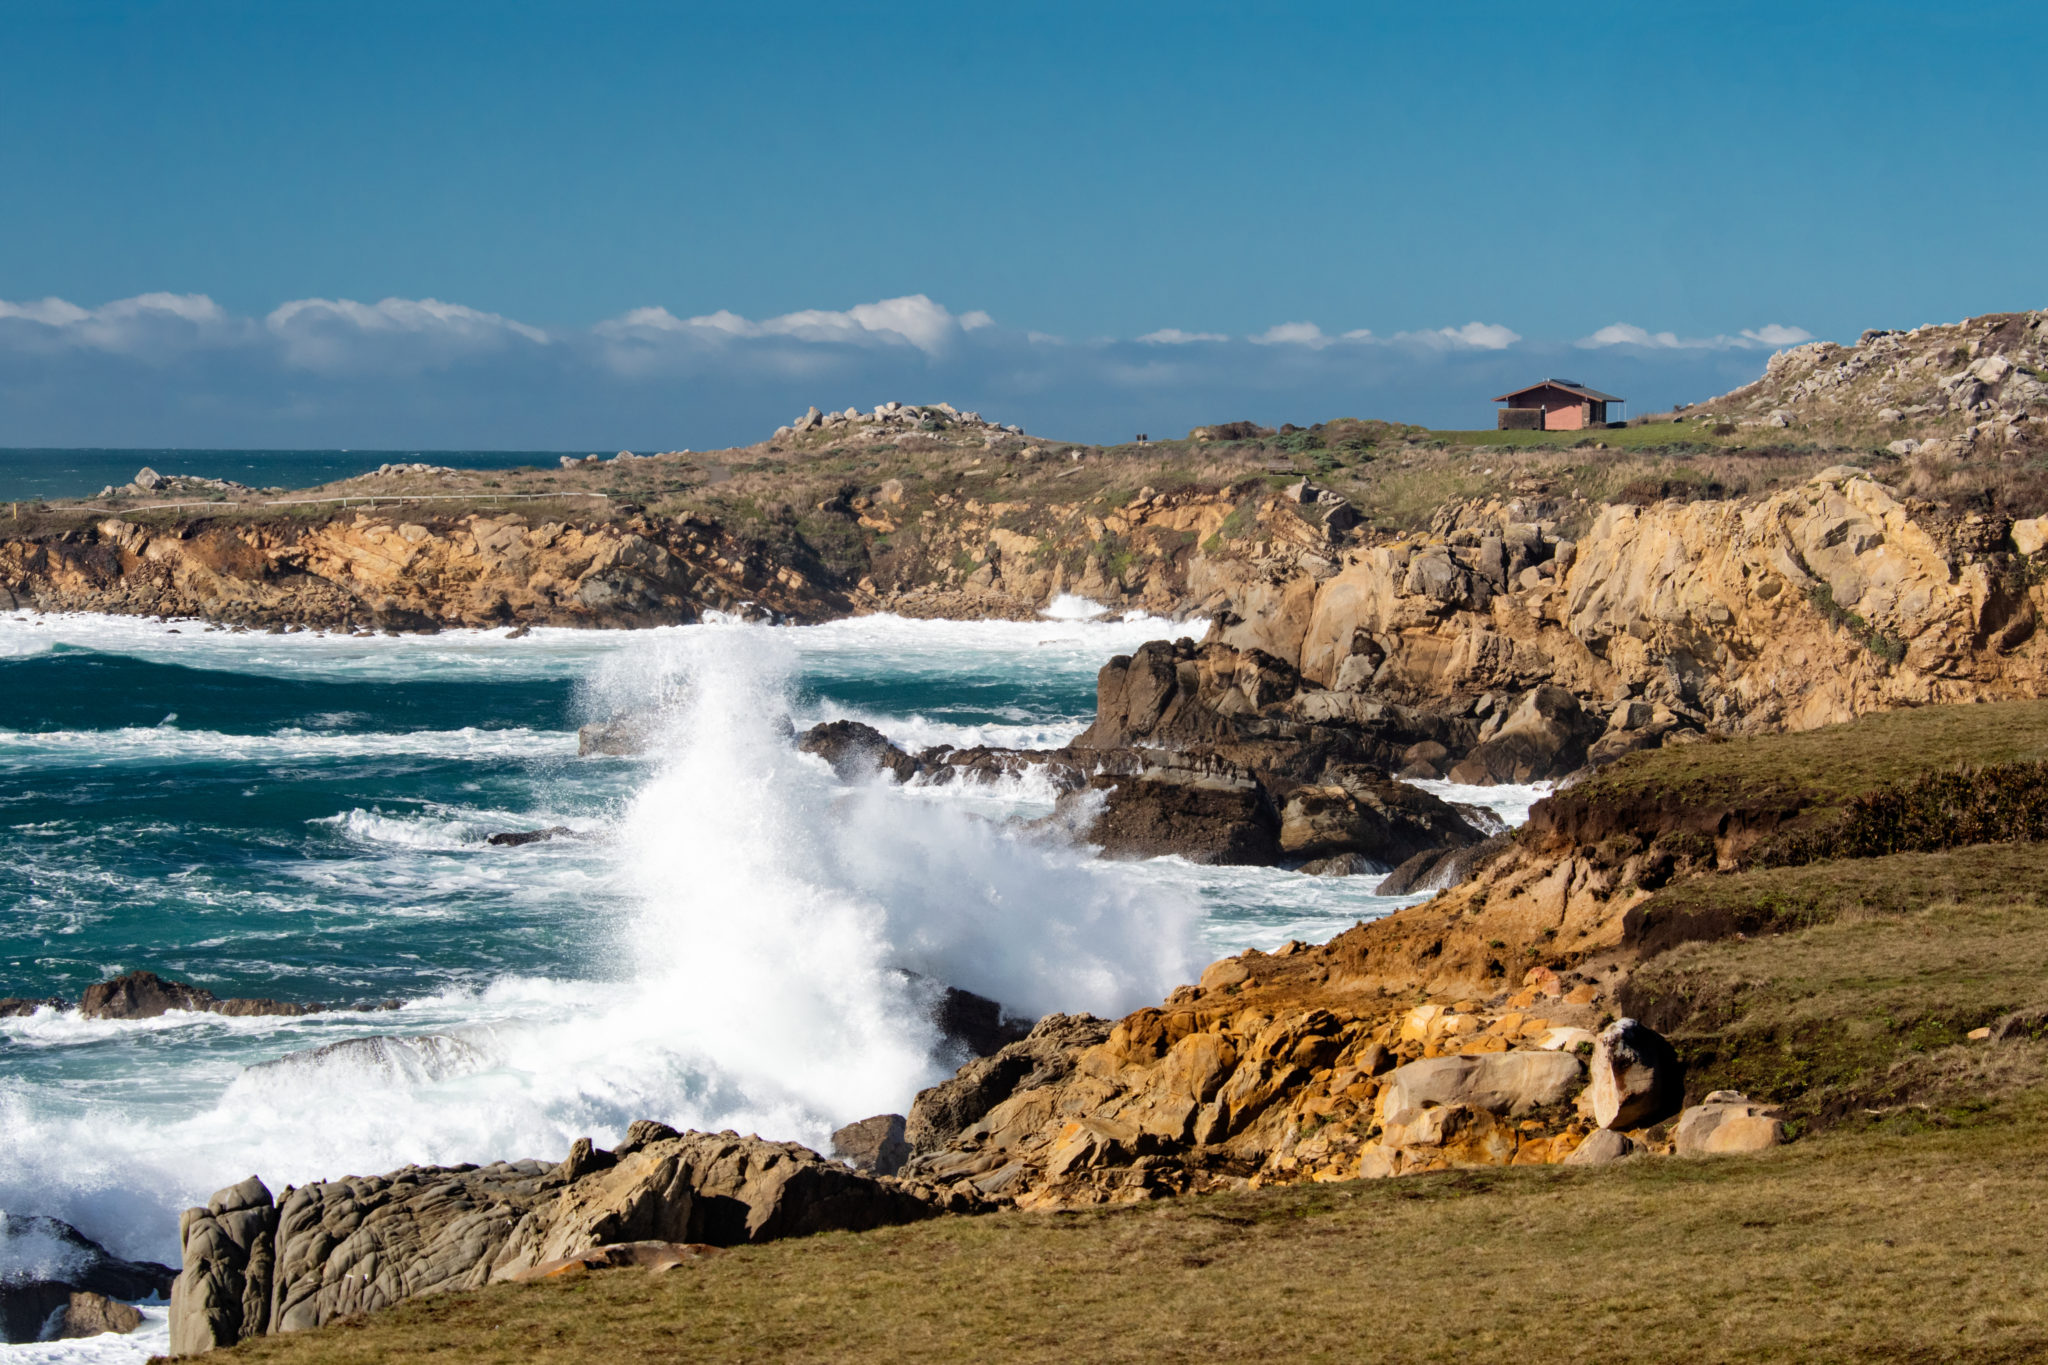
[208,1099,2048,1365]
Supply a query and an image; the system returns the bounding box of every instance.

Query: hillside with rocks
[1667,308,2046,455]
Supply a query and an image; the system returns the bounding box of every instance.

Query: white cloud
[591,294,993,368]
[0,292,245,358]
[1397,320,1522,350]
[265,297,549,373]
[1251,321,1334,348]
[1138,328,1229,345]
[1581,321,1816,351]
[1742,323,1816,347]
[1584,322,1683,348]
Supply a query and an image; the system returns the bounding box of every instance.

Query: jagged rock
[0,996,65,1017]
[1058,772,1278,865]
[831,1115,910,1176]
[798,719,920,783]
[171,1131,939,1352]
[1373,831,1513,895]
[0,1217,174,1345]
[1673,1092,1787,1156]
[1589,1018,1683,1130]
[905,1014,1111,1155]
[80,971,316,1020]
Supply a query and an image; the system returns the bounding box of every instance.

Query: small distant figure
[1135,433,1149,446]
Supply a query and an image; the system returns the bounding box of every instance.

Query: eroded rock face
[169,1130,940,1352]
[1226,469,2048,742]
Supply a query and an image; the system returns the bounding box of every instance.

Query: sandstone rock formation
[1673,1093,1788,1156]
[169,1128,940,1353]
[1201,468,2048,745]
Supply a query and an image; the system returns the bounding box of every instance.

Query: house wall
[1541,395,1588,430]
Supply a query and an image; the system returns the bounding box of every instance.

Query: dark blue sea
[0,450,599,502]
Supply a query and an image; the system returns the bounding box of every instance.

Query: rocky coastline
[14,315,2048,1350]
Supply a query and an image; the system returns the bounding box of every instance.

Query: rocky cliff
[1202,465,2048,740]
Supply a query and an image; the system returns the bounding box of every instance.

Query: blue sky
[1,1,2041,448]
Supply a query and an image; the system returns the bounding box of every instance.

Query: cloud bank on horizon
[0,291,1813,449]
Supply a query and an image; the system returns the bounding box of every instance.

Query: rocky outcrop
[0,510,846,630]
[79,971,316,1020]
[169,1127,940,1352]
[0,1217,174,1345]
[798,719,921,783]
[1686,310,2046,452]
[894,946,1634,1207]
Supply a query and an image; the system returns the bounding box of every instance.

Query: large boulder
[905,1014,1111,1156]
[1377,1051,1584,1126]
[170,1128,941,1352]
[486,1132,936,1280]
[1589,1018,1683,1130]
[1447,686,1603,785]
[798,720,920,783]
[0,1217,174,1345]
[1057,773,1280,865]
[1280,766,1486,867]
[167,1176,277,1354]
[1673,1092,1788,1156]
[830,1115,910,1176]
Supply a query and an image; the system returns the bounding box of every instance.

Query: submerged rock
[486,826,576,847]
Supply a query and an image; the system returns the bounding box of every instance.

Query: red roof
[1493,379,1624,403]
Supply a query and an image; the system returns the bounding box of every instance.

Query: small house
[1493,380,1624,431]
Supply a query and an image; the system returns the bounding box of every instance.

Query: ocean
[0,602,1545,1361]
[0,450,607,503]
